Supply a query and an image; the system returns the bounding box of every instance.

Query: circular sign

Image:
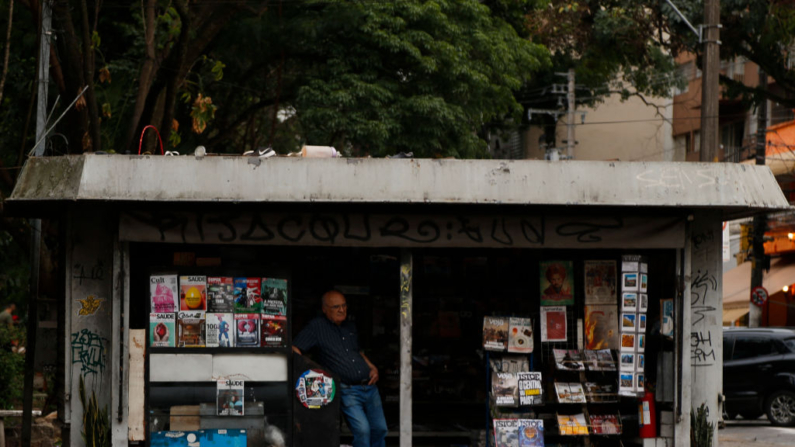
[751,286,768,307]
[295,369,336,409]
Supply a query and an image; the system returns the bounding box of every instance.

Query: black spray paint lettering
[555,218,624,243]
[72,260,105,285]
[71,329,108,376]
[691,330,716,365]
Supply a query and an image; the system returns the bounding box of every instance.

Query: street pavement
[720,416,795,447]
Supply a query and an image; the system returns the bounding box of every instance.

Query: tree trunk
[125,0,158,153]
[0,0,15,107]
[78,0,100,152]
[159,0,190,145]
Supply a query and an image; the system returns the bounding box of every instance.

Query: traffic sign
[751,286,769,307]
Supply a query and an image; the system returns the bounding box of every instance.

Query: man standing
[293,290,387,447]
[0,303,15,329]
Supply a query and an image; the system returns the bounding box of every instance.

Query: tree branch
[206,98,276,149]
[0,0,14,106]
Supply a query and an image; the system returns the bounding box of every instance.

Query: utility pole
[699,0,720,161]
[566,68,576,159]
[22,1,50,446]
[749,68,768,328]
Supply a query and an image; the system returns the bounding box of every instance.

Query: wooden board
[128,330,145,441]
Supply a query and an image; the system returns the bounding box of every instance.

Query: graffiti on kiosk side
[71,329,108,376]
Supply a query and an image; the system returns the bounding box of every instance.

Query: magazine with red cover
[541,306,567,342]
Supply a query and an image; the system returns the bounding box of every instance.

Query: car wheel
[739,412,762,420]
[765,391,795,427]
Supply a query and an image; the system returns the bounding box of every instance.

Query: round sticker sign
[751,286,768,307]
[295,369,336,409]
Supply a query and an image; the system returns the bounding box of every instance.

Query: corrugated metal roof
[7,154,790,218]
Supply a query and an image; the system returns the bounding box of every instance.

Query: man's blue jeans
[340,383,388,447]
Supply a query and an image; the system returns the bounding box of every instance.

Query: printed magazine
[207,277,234,313]
[584,382,617,403]
[557,413,588,435]
[507,317,533,353]
[216,379,244,416]
[584,261,617,305]
[493,419,520,447]
[235,314,260,347]
[555,382,586,404]
[179,276,207,311]
[540,261,574,306]
[492,372,519,407]
[261,278,288,316]
[206,313,234,348]
[261,314,287,347]
[553,349,585,371]
[584,349,616,371]
[518,419,544,447]
[590,415,622,434]
[483,316,509,351]
[177,311,206,347]
[517,372,543,406]
[584,305,618,350]
[149,313,175,347]
[233,278,262,313]
[540,306,567,342]
[150,274,178,313]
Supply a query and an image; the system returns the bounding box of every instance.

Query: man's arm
[292,319,317,356]
[292,346,302,355]
[360,351,379,385]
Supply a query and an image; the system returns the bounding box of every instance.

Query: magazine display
[234,278,262,313]
[590,415,622,434]
[261,314,287,347]
[149,313,175,347]
[584,349,616,371]
[557,413,588,435]
[205,313,234,348]
[295,369,336,409]
[584,382,617,403]
[492,372,519,407]
[483,317,509,351]
[261,278,288,316]
[555,382,586,404]
[540,306,567,342]
[518,419,544,447]
[207,277,234,313]
[216,379,244,416]
[177,311,205,347]
[150,274,178,313]
[235,314,260,347]
[584,261,617,305]
[490,355,530,374]
[507,317,533,353]
[584,305,619,350]
[493,419,520,447]
[179,276,207,311]
[539,261,575,306]
[553,349,585,371]
[517,372,543,406]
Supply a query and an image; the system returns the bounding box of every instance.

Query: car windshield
[782,337,795,352]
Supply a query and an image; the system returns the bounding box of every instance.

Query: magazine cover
[235,314,260,347]
[508,317,533,353]
[590,414,622,434]
[261,314,287,347]
[177,311,205,347]
[539,261,574,306]
[553,349,585,371]
[584,382,617,403]
[517,372,543,406]
[205,313,234,348]
[584,261,617,305]
[207,277,234,313]
[483,316,509,351]
[621,313,636,332]
[149,313,175,347]
[179,276,207,311]
[261,278,288,316]
[555,382,586,404]
[620,333,636,352]
[150,275,178,313]
[661,299,674,337]
[493,419,520,447]
[492,372,519,407]
[216,379,244,416]
[540,306,567,342]
[619,373,636,396]
[621,272,639,292]
[233,278,262,313]
[557,413,588,435]
[490,355,530,374]
[621,293,637,312]
[584,305,618,350]
[619,353,635,371]
[518,419,544,447]
[584,349,615,371]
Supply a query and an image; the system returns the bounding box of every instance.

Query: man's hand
[292,346,303,355]
[368,366,379,385]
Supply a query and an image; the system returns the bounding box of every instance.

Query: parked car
[723,327,795,426]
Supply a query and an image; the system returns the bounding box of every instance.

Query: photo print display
[621,313,636,332]
[620,333,636,352]
[639,314,647,331]
[621,293,637,312]
[540,261,574,306]
[619,372,635,396]
[636,373,646,392]
[619,353,635,371]
[661,299,674,338]
[584,305,619,350]
[639,273,649,293]
[621,273,639,292]
[639,294,649,312]
[584,260,617,305]
[637,354,645,372]
[541,306,567,342]
[637,334,646,353]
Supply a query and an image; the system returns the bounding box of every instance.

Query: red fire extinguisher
[639,389,657,438]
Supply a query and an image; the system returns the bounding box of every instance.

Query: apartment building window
[693,131,701,152]
[674,62,693,95]
[721,122,745,162]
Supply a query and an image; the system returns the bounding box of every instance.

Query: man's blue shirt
[293,316,371,385]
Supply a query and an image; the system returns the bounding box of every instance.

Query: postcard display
[484,259,650,446]
[147,274,290,437]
